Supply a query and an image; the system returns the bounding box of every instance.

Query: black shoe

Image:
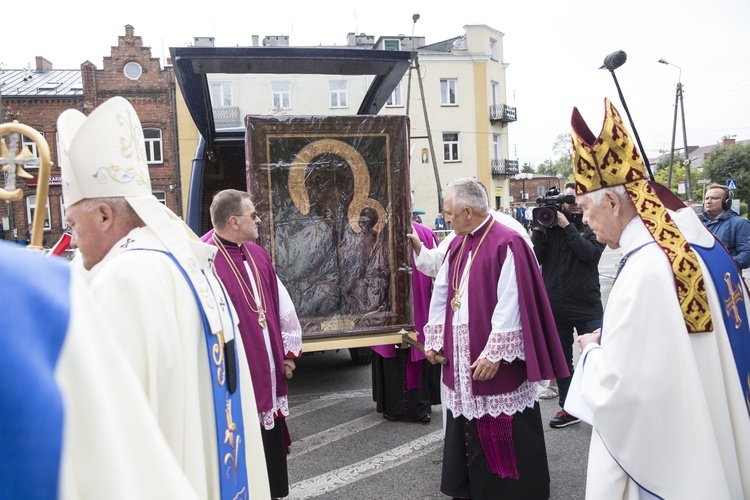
[549,410,581,428]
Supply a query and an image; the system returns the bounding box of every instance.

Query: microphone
[600,50,627,71]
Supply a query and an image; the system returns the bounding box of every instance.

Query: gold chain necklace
[450,217,495,312]
[212,234,268,329]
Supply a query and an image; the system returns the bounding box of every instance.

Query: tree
[702,143,750,205]
[521,162,535,173]
[653,161,703,203]
[536,156,573,179]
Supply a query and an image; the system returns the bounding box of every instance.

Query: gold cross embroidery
[724,272,744,329]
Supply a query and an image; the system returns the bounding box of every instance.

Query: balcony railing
[212,106,242,129]
[489,104,517,126]
[491,159,519,177]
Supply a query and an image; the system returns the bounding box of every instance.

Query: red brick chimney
[35,56,53,71]
[722,137,736,147]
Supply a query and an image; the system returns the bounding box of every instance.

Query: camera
[532,187,575,228]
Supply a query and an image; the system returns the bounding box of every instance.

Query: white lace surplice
[424,244,537,420]
[244,261,303,430]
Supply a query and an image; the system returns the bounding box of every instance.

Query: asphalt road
[283,247,623,499]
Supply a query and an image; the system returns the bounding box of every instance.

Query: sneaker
[549,410,581,428]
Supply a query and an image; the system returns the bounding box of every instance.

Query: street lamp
[659,58,693,204]
[514,172,534,202]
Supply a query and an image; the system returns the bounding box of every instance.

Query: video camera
[532,186,575,228]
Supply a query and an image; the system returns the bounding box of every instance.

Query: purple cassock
[372,221,438,388]
[443,220,569,395]
[201,229,287,413]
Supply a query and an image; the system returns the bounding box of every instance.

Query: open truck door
[171,46,419,363]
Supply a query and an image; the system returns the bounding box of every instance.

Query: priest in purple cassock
[424,177,568,500]
[201,189,302,500]
[371,220,442,422]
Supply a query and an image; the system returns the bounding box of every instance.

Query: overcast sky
[3,0,749,167]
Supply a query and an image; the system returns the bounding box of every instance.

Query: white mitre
[57,97,225,330]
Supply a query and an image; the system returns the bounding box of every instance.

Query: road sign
[697,179,710,185]
[727,179,738,190]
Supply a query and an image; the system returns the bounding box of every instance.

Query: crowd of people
[2,94,749,500]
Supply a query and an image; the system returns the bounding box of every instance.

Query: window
[123,62,142,81]
[491,81,499,107]
[386,82,403,107]
[329,80,348,108]
[440,79,458,105]
[443,133,460,162]
[384,40,400,51]
[21,133,42,168]
[490,38,499,60]
[209,81,233,107]
[493,134,500,160]
[143,128,163,164]
[271,81,291,110]
[152,191,167,205]
[25,195,51,231]
[60,196,67,229]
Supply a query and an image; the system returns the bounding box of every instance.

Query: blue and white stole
[692,243,750,419]
[140,250,250,500]
[0,245,68,499]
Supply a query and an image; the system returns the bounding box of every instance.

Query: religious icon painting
[244,114,413,340]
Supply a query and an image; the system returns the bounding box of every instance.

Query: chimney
[722,137,736,147]
[35,56,53,71]
[193,37,215,47]
[262,35,289,47]
[252,35,259,47]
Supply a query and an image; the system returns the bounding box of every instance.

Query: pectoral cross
[723,272,744,329]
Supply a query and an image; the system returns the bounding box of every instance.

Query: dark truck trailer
[171,46,418,362]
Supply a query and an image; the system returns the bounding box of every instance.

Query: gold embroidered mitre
[571,98,712,333]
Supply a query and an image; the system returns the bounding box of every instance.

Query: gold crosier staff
[0,121,52,251]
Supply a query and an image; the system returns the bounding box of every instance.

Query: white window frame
[21,132,42,169]
[152,190,167,205]
[384,40,400,51]
[329,80,348,109]
[123,61,142,81]
[25,194,51,231]
[493,134,500,161]
[490,38,499,60]
[209,81,233,107]
[443,132,460,162]
[60,196,67,229]
[143,128,163,165]
[440,78,458,106]
[386,82,403,107]
[271,81,291,110]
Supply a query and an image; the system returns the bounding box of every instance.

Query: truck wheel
[349,347,373,365]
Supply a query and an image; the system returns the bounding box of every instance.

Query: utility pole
[659,59,693,204]
[405,14,443,214]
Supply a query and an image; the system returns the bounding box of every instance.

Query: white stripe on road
[287,430,444,499]
[288,390,371,420]
[290,412,384,457]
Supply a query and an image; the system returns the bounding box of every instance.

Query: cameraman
[531,182,605,429]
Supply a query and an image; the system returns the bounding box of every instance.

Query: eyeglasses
[233,212,260,220]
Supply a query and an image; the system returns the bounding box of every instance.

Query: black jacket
[531,213,605,323]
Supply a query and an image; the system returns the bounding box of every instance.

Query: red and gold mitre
[571,98,712,333]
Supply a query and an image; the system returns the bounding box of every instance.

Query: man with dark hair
[202,189,302,500]
[700,183,750,269]
[424,177,568,499]
[531,181,605,428]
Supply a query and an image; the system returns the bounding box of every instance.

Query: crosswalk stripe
[288,390,371,420]
[289,412,384,457]
[287,430,444,499]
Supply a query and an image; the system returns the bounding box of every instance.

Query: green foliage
[654,161,704,202]
[702,144,750,203]
[536,156,573,179]
[521,162,535,173]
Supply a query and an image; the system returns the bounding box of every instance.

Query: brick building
[0,25,179,245]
